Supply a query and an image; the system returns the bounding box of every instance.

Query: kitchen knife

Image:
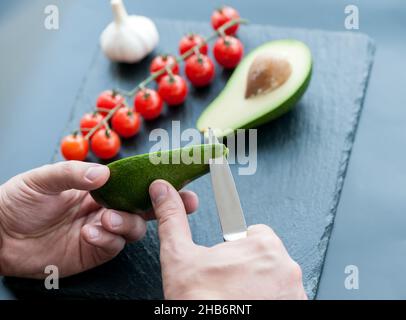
[207,128,247,241]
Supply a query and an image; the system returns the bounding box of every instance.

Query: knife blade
[207,128,247,242]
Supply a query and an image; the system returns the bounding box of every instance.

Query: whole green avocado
[90,143,227,213]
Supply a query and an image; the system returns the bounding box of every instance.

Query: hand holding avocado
[0,161,198,278]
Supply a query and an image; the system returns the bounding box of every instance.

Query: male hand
[0,161,198,278]
[149,180,307,300]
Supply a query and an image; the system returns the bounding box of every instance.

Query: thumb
[149,180,193,251]
[23,161,110,194]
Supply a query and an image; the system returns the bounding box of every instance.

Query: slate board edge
[313,39,376,298]
[4,19,376,300]
[50,44,101,163]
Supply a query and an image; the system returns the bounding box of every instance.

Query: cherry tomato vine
[61,10,247,161]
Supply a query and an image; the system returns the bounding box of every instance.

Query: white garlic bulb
[100,0,159,63]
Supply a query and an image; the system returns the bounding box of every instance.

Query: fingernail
[150,182,168,205]
[85,165,108,182]
[110,211,123,228]
[87,226,100,239]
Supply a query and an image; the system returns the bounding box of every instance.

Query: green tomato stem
[82,17,248,141]
[84,103,122,140]
[115,17,247,97]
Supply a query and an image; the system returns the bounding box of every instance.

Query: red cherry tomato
[213,36,244,69]
[150,55,179,83]
[90,129,121,159]
[158,74,188,106]
[96,90,125,116]
[60,133,88,161]
[134,88,163,120]
[211,6,240,36]
[111,107,141,138]
[79,112,104,136]
[185,54,215,87]
[179,33,208,56]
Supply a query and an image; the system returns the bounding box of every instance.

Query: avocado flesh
[197,40,312,136]
[90,144,227,213]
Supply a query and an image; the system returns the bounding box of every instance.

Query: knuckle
[250,228,285,254]
[39,163,54,172]
[22,164,53,192]
[251,223,271,234]
[289,260,303,282]
[250,224,278,239]
[253,234,273,251]
[59,161,75,177]
[160,198,180,212]
[103,238,125,257]
[256,223,271,231]
[157,200,181,221]
[271,234,284,249]
[128,217,147,242]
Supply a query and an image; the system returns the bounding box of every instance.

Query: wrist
[167,289,222,300]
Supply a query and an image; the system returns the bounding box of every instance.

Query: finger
[24,161,110,194]
[140,190,199,220]
[149,180,193,249]
[247,224,285,249]
[78,193,103,214]
[81,224,126,259]
[179,190,199,214]
[101,210,147,242]
[247,224,277,237]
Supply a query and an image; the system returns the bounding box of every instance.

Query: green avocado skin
[90,144,227,213]
[196,40,313,137]
[243,68,312,130]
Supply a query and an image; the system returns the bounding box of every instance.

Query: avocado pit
[245,53,292,99]
[196,40,312,135]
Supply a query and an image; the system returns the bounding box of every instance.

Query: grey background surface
[0,0,405,299]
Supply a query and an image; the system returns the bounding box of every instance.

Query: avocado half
[90,143,227,213]
[197,39,312,136]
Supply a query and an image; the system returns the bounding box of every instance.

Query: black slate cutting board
[4,20,374,299]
